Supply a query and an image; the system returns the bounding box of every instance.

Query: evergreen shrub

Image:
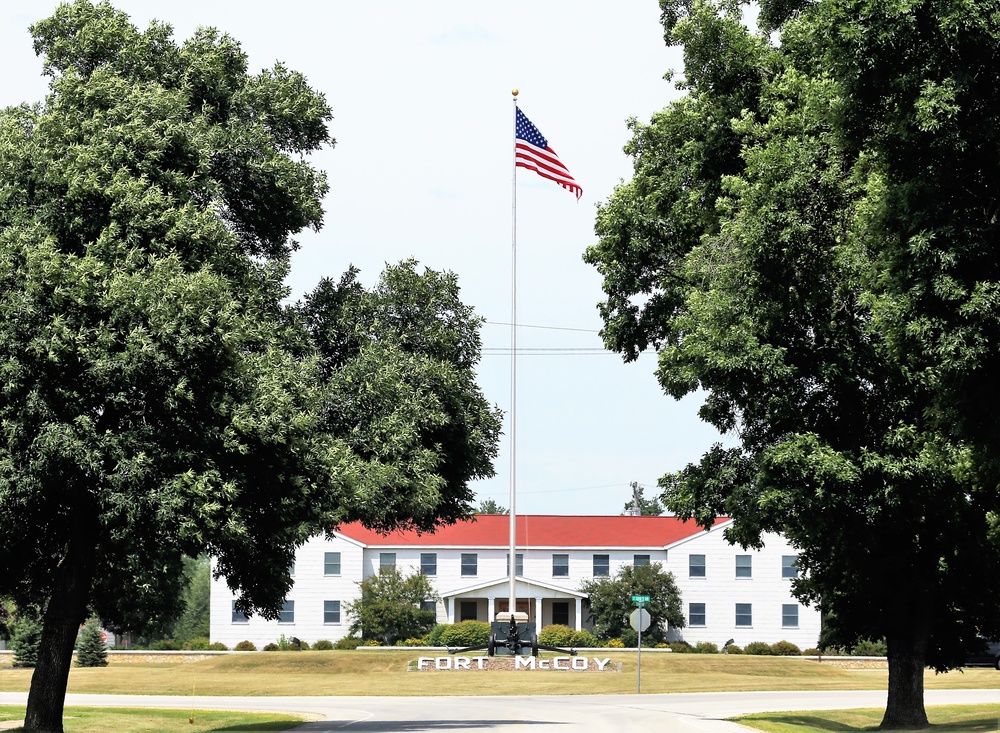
[182,637,210,650]
[312,639,334,651]
[234,640,257,651]
[694,641,719,654]
[569,630,598,648]
[75,619,108,668]
[207,642,228,651]
[10,615,42,668]
[668,641,692,653]
[724,643,743,654]
[334,636,362,650]
[262,643,279,651]
[425,624,448,647]
[851,639,887,656]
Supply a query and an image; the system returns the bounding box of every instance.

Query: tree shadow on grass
[740,714,1000,732]
[276,721,563,731]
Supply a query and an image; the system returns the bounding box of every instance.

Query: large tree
[585,0,1000,727]
[579,562,684,645]
[345,566,439,646]
[0,3,499,731]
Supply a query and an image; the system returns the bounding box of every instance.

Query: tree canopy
[584,0,1000,727]
[579,562,684,645]
[0,3,499,731]
[346,566,439,646]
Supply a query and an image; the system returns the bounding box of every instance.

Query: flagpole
[508,89,519,619]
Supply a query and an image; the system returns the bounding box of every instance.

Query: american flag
[515,108,582,201]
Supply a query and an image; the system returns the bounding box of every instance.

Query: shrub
[668,641,692,653]
[656,643,670,649]
[334,636,362,650]
[234,640,257,651]
[363,639,381,646]
[438,621,490,648]
[802,648,821,656]
[694,641,719,654]
[10,615,43,668]
[620,629,638,647]
[742,641,773,655]
[182,637,210,651]
[397,638,427,647]
[569,630,599,648]
[424,624,448,647]
[851,639,887,656]
[604,638,625,648]
[208,642,228,651]
[150,639,179,651]
[312,639,334,651]
[770,640,801,656]
[538,624,574,647]
[75,619,108,668]
[724,643,743,654]
[262,643,279,651]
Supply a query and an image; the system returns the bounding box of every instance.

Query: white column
[535,597,543,627]
[446,597,454,624]
[488,596,495,622]
[574,598,582,630]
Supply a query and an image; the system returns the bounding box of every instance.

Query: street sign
[631,595,651,604]
[629,607,651,632]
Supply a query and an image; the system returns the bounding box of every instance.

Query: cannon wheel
[487,633,496,657]
[530,632,539,657]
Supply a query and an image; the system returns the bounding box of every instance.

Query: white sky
[0,1,729,516]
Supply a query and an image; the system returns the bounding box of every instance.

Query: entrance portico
[442,577,587,630]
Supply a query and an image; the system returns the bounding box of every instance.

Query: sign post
[629,598,651,694]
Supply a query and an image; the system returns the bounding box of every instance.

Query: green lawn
[0,706,305,732]
[736,704,1000,732]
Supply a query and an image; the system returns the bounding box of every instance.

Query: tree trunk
[880,621,930,728]
[24,526,95,733]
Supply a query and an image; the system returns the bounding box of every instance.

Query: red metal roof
[336,515,717,548]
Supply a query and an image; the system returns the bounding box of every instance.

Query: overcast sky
[1,1,730,516]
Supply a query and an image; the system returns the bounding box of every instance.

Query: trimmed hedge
[538,624,574,647]
[438,621,490,647]
[234,640,257,651]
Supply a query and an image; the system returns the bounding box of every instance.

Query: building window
[593,554,610,577]
[633,554,650,566]
[782,555,799,578]
[689,554,706,578]
[324,552,341,576]
[736,555,752,578]
[420,600,437,616]
[324,600,341,624]
[552,602,570,626]
[379,552,396,571]
[689,603,706,627]
[278,600,295,624]
[735,603,752,627]
[552,554,569,577]
[231,602,248,624]
[420,552,437,576]
[506,553,524,576]
[459,600,478,621]
[782,604,799,628]
[461,553,478,576]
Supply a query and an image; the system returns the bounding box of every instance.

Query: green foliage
[182,637,210,651]
[852,639,888,657]
[438,621,490,648]
[579,562,684,645]
[802,648,822,656]
[770,641,802,656]
[149,640,179,651]
[694,641,719,654]
[312,639,334,651]
[171,556,211,645]
[604,638,625,648]
[207,642,227,651]
[668,641,692,653]
[262,643,279,652]
[233,640,257,652]
[724,644,743,655]
[0,3,501,729]
[10,614,43,668]
[586,0,1000,723]
[475,499,508,515]
[74,619,108,667]
[569,630,599,648]
[346,567,438,646]
[742,642,774,656]
[424,624,448,647]
[334,636,362,650]
[538,624,575,647]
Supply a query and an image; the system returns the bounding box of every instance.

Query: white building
[210,515,820,650]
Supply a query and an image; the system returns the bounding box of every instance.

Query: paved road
[1,690,998,731]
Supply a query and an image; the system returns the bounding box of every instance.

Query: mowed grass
[0,705,305,732]
[736,704,1000,732]
[1,651,998,697]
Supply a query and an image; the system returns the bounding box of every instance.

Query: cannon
[448,612,578,657]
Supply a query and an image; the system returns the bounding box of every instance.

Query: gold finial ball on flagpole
[512,89,519,97]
